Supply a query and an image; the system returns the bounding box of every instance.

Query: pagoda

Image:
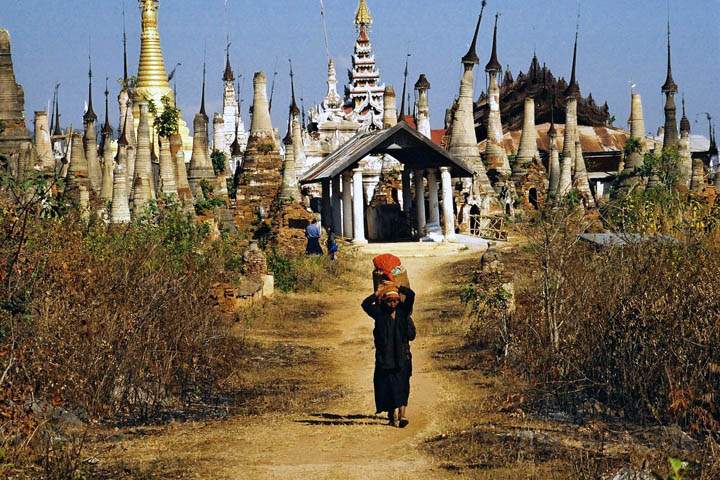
[346,0,385,121]
[133,0,191,156]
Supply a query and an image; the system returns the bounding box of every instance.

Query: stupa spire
[289,59,299,115]
[122,4,128,85]
[398,53,410,121]
[565,27,580,98]
[662,18,677,94]
[102,77,112,136]
[485,13,501,73]
[200,60,207,118]
[223,38,234,83]
[52,85,62,136]
[680,95,690,135]
[462,1,487,66]
[136,0,170,91]
[84,55,97,123]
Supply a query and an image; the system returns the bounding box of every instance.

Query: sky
[2,0,719,139]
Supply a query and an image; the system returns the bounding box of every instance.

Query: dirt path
[109,247,482,479]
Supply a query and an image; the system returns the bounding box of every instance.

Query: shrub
[0,174,244,468]
[211,150,227,175]
[510,202,720,433]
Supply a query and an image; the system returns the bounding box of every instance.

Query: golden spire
[355,0,373,26]
[136,0,171,94]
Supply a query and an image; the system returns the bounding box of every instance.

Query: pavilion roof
[300,121,473,184]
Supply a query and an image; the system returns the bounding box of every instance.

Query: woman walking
[361,281,416,427]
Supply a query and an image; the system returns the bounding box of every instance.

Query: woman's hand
[376,280,399,299]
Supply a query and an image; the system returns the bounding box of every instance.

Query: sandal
[398,418,409,428]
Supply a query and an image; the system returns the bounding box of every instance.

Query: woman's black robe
[361,287,416,413]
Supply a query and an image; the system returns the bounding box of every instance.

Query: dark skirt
[373,363,411,414]
[305,237,323,255]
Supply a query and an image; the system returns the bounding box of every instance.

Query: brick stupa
[234,71,283,229]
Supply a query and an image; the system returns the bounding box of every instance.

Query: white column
[426,168,441,230]
[401,167,412,213]
[352,167,367,244]
[413,169,427,238]
[440,167,457,241]
[331,175,342,235]
[321,178,331,229]
[342,171,353,238]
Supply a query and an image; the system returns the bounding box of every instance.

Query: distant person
[326,225,338,261]
[305,218,323,255]
[361,281,416,428]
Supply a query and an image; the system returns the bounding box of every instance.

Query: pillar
[352,167,367,244]
[401,167,412,213]
[331,175,342,235]
[321,178,331,229]
[342,171,353,238]
[426,168,440,231]
[413,169,426,238]
[440,167,457,241]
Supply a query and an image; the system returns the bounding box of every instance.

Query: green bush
[266,249,354,293]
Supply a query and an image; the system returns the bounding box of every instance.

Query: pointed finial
[283,102,293,146]
[53,83,62,136]
[84,52,97,122]
[680,94,691,135]
[103,77,112,134]
[661,7,678,94]
[398,52,410,121]
[118,99,130,146]
[289,58,299,115]
[122,1,128,85]
[564,11,580,99]
[548,93,557,138]
[462,1,486,65]
[200,58,207,118]
[485,12,501,73]
[355,0,373,26]
[223,37,234,82]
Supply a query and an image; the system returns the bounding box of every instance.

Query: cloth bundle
[372,253,402,281]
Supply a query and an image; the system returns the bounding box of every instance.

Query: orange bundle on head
[372,253,401,281]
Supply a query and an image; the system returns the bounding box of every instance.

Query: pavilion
[299,121,474,244]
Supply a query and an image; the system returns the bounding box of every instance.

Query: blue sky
[2,0,719,138]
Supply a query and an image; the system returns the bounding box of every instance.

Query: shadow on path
[296,412,388,427]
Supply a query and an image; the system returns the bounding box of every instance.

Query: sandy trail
[113,248,479,479]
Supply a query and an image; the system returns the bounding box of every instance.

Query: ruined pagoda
[0,28,30,159]
[134,0,191,155]
[483,14,512,191]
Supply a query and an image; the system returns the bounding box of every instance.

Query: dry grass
[422,251,717,479]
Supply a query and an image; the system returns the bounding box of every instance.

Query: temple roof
[474,54,610,140]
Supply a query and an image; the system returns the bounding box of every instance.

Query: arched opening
[528,188,539,209]
[469,204,481,236]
